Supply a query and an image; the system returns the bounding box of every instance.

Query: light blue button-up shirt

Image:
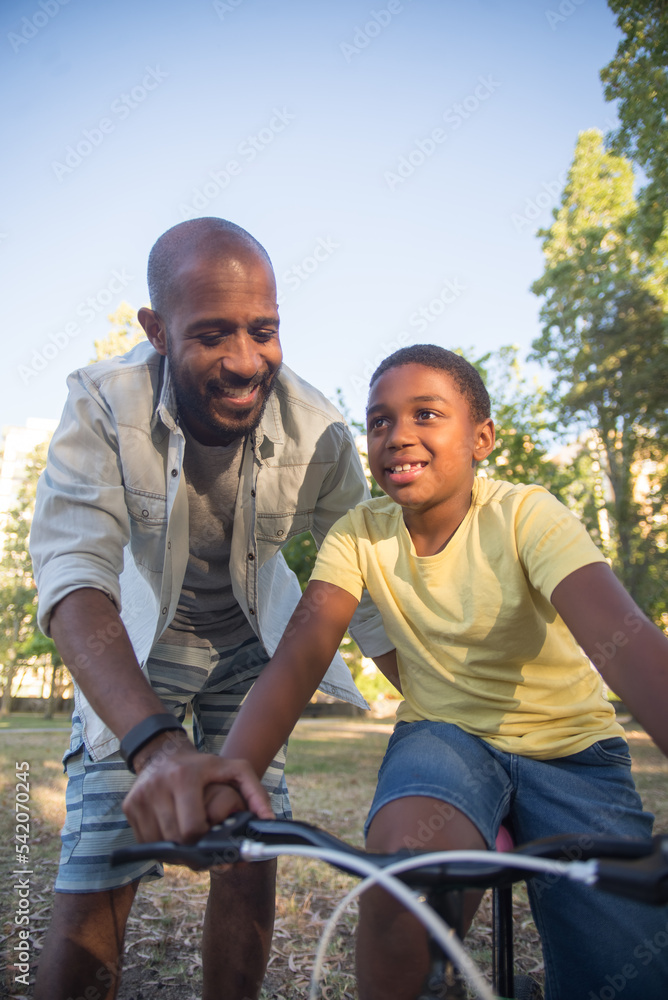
[31,341,391,759]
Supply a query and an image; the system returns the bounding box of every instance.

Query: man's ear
[473,418,496,462]
[138,307,167,356]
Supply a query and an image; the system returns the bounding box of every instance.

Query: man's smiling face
[143,250,282,445]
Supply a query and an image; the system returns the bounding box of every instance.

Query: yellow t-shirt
[311,478,624,758]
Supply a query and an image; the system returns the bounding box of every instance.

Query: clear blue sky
[1,0,622,431]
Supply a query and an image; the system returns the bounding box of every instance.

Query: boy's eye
[368,416,388,430]
[417,410,437,420]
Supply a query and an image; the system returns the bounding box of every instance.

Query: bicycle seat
[495,823,514,853]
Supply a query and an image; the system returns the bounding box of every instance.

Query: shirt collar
[152,356,179,433]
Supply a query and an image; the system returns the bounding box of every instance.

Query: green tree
[91,301,145,362]
[471,347,553,482]
[531,129,668,621]
[601,0,668,263]
[0,443,51,714]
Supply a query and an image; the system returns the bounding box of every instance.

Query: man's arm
[372,649,402,693]
[52,588,274,841]
[551,562,668,757]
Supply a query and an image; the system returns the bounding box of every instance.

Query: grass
[0,712,72,730]
[1,718,666,999]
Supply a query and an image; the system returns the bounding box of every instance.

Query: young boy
[130,345,668,999]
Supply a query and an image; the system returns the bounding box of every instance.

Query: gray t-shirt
[162,426,255,649]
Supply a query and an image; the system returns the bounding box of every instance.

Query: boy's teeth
[393,463,415,472]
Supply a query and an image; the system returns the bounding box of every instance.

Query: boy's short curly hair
[369,344,491,423]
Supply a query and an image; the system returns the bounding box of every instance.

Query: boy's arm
[206,580,360,816]
[551,562,668,757]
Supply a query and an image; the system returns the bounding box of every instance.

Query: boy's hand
[122,737,274,845]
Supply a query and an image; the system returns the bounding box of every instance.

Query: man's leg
[34,884,138,1000]
[202,859,277,1000]
[41,716,167,999]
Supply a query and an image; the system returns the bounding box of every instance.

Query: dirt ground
[2,717,667,999]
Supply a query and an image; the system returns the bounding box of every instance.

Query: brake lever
[596,835,668,905]
[111,811,257,868]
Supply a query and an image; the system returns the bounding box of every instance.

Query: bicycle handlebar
[111,811,668,904]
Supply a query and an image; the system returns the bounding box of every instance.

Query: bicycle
[113,812,668,1000]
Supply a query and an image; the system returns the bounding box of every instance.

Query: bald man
[30,218,395,1000]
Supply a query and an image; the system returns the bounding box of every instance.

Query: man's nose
[220,332,261,380]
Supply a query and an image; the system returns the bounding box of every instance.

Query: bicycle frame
[112,813,668,1000]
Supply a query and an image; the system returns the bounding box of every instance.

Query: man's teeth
[223,387,255,398]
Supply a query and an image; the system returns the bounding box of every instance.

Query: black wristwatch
[119,713,186,773]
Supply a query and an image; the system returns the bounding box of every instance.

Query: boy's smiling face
[366,363,495,518]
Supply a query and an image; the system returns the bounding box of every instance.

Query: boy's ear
[473,419,495,462]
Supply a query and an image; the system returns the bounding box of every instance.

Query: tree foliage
[0,304,146,712]
[0,442,55,713]
[601,0,668,258]
[531,129,668,621]
[91,301,146,362]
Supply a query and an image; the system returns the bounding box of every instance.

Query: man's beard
[167,345,281,445]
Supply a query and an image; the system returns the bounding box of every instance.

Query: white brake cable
[241,840,598,1000]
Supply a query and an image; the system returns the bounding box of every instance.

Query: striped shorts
[56,635,291,893]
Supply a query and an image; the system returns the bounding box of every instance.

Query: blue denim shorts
[365,720,668,1000]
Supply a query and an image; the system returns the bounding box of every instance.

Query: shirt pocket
[255,509,312,544]
[124,487,168,572]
